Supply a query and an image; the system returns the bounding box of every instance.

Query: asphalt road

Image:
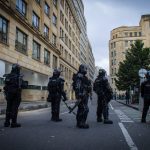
[0,99,150,150]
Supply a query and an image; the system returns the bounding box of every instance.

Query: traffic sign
[138,68,147,78]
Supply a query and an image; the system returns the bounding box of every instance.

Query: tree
[115,40,150,91]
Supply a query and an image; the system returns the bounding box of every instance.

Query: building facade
[87,39,95,82]
[109,14,150,95]
[0,0,95,102]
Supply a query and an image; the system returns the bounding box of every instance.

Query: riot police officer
[47,68,67,122]
[3,64,28,128]
[141,71,150,123]
[72,64,92,129]
[93,69,113,124]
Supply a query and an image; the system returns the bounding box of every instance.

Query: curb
[116,100,139,111]
[0,103,50,115]
[0,100,76,117]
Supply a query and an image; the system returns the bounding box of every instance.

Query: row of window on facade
[110,42,116,49]
[0,13,57,45]
[60,0,80,37]
[111,50,116,57]
[0,16,57,69]
[60,45,79,69]
[16,0,57,39]
[111,68,117,76]
[111,59,116,66]
[60,64,73,81]
[60,27,80,50]
[124,40,141,47]
[112,31,142,39]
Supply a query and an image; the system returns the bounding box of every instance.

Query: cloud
[83,0,150,74]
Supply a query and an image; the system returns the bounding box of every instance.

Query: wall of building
[109,15,150,95]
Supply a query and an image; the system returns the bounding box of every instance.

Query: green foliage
[115,40,150,91]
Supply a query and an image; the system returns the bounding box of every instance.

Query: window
[60,0,64,8]
[35,0,40,5]
[44,24,49,38]
[44,2,50,16]
[32,12,39,29]
[112,68,113,75]
[65,19,68,31]
[124,32,128,37]
[16,0,27,16]
[69,26,71,36]
[139,32,142,36]
[112,60,113,66]
[15,28,27,54]
[125,40,128,47]
[134,32,137,37]
[53,0,57,8]
[0,16,8,44]
[130,32,132,37]
[32,40,40,60]
[111,51,113,57]
[65,2,69,16]
[53,55,57,69]
[52,14,57,26]
[114,42,116,48]
[44,49,50,65]
[52,33,56,45]
[60,10,64,24]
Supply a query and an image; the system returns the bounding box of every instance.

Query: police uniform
[141,71,150,123]
[47,69,66,122]
[72,64,91,129]
[4,64,27,128]
[93,69,113,124]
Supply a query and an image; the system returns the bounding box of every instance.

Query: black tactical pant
[76,96,89,125]
[51,98,61,120]
[97,96,109,120]
[5,91,21,124]
[142,98,150,120]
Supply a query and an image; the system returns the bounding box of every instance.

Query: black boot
[4,112,11,127]
[141,118,146,123]
[97,117,103,122]
[51,116,62,122]
[11,123,21,128]
[4,121,10,127]
[104,119,113,124]
[77,122,89,129]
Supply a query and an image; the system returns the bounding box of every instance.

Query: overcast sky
[83,0,150,74]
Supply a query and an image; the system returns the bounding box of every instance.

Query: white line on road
[109,103,114,110]
[115,109,134,123]
[119,123,138,150]
[60,112,68,115]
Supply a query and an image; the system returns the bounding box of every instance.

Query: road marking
[119,123,138,150]
[115,109,134,123]
[60,112,68,115]
[110,103,114,110]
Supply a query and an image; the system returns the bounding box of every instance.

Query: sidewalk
[0,100,76,116]
[0,101,50,115]
[116,99,139,111]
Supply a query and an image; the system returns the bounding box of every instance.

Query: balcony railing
[15,40,27,55]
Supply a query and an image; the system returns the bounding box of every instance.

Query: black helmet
[145,71,150,80]
[11,64,21,74]
[98,69,106,77]
[79,64,87,75]
[53,68,61,77]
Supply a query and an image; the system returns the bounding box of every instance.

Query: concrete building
[87,39,95,82]
[73,0,95,82]
[0,0,95,102]
[109,14,150,95]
